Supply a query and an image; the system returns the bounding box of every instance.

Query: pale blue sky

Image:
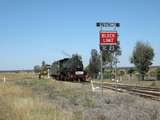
[0,0,160,70]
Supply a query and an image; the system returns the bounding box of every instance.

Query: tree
[40,61,48,78]
[127,68,135,80]
[42,61,46,66]
[130,41,154,80]
[156,67,160,80]
[88,49,100,78]
[119,70,125,76]
[34,65,41,74]
[102,41,121,68]
[41,61,48,74]
[34,61,49,79]
[101,41,121,80]
[33,65,41,79]
[118,70,125,80]
[103,70,112,79]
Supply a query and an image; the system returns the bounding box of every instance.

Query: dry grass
[83,94,160,120]
[0,78,160,120]
[0,72,36,81]
[0,80,75,120]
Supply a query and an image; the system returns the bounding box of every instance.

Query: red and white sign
[100,32,118,45]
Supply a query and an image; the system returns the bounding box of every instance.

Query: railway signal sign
[96,22,120,96]
[100,32,118,46]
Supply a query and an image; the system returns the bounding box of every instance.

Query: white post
[48,69,50,79]
[3,76,6,88]
[3,76,6,83]
[91,80,94,92]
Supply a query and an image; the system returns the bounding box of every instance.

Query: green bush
[103,70,112,79]
[156,67,160,80]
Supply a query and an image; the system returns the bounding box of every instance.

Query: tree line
[86,41,160,80]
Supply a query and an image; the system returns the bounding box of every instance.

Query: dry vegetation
[0,76,160,120]
[0,72,36,81]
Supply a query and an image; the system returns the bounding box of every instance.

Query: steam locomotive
[49,55,86,81]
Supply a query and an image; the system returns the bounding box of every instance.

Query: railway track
[101,83,160,101]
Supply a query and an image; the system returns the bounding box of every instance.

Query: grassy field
[0,79,94,120]
[0,78,160,120]
[0,72,37,81]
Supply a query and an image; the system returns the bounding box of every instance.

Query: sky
[0,0,160,70]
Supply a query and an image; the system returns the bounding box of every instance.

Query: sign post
[100,50,103,96]
[96,22,120,96]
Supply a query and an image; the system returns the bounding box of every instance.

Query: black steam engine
[50,55,86,81]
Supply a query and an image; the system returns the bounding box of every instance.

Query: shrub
[156,67,160,80]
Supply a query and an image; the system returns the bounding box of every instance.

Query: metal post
[100,50,103,96]
[114,52,117,81]
[114,52,118,91]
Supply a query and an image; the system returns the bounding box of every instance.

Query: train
[49,54,87,81]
